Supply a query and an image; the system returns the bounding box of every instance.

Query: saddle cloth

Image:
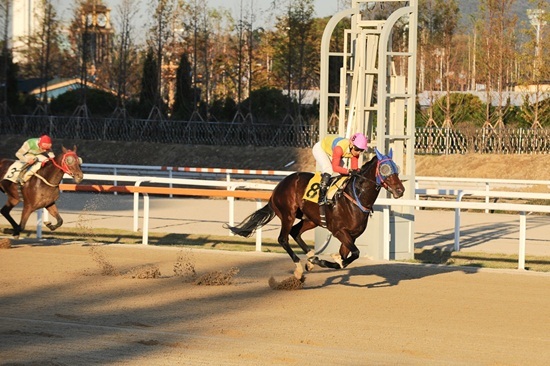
[303,172,348,203]
[2,161,31,183]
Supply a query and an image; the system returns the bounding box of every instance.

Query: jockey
[312,132,368,206]
[15,135,55,183]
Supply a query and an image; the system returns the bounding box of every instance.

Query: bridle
[49,150,80,176]
[375,157,400,191]
[343,157,399,213]
[33,151,81,187]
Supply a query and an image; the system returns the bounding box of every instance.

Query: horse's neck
[346,161,380,206]
[37,161,64,185]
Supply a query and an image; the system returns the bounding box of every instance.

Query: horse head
[373,148,405,198]
[57,146,84,184]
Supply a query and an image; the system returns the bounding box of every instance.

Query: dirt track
[1,243,549,365]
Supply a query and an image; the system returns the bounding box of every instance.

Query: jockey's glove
[349,169,361,177]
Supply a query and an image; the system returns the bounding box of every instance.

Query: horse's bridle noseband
[50,151,80,176]
[345,158,398,213]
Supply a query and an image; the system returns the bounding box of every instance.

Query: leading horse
[226,148,405,280]
[0,146,84,238]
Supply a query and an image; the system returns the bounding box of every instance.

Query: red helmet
[38,135,52,149]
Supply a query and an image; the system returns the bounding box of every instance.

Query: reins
[342,159,385,213]
[50,151,79,175]
[33,173,59,187]
[31,151,78,187]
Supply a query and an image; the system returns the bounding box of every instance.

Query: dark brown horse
[0,146,84,238]
[226,148,405,279]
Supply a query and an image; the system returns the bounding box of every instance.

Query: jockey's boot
[318,173,331,206]
[318,173,331,227]
[17,163,31,184]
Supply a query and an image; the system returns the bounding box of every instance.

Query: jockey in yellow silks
[312,133,368,206]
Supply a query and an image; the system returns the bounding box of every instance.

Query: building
[8,0,113,71]
[10,0,43,63]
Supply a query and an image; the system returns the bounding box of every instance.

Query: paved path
[5,192,550,256]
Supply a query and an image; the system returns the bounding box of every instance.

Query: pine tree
[172,52,195,120]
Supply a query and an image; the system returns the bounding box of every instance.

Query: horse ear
[73,145,77,153]
[62,146,67,153]
[375,148,383,160]
[388,148,393,159]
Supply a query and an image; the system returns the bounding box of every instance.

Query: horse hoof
[308,256,320,266]
[305,261,315,272]
[331,253,343,269]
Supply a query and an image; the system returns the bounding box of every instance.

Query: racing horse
[0,146,84,238]
[226,148,405,280]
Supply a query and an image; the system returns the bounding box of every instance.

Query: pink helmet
[351,132,368,150]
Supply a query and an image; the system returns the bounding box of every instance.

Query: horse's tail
[224,204,276,238]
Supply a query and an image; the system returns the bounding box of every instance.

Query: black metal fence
[415,127,550,154]
[0,115,318,148]
[1,115,549,154]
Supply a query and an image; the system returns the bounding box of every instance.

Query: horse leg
[289,219,318,271]
[276,218,306,280]
[308,232,360,270]
[340,241,360,268]
[44,203,63,231]
[308,256,343,269]
[1,200,21,238]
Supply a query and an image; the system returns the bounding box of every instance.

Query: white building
[9,0,44,63]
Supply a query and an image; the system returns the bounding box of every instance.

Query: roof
[23,77,115,101]
[417,90,550,107]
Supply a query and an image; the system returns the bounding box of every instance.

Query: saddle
[303,173,349,205]
[2,161,36,183]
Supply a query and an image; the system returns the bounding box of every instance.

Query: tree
[271,0,317,123]
[172,52,195,120]
[137,48,159,118]
[147,0,177,119]
[435,0,460,127]
[418,0,460,127]
[477,0,518,128]
[111,0,141,114]
[517,0,550,128]
[0,48,20,113]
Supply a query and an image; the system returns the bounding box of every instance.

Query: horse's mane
[360,154,378,174]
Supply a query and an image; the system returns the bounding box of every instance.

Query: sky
[208,0,344,19]
[53,0,345,26]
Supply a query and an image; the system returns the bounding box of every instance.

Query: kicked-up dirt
[0,243,549,365]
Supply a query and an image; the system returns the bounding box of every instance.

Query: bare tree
[518,0,549,128]
[271,0,316,123]
[147,0,177,118]
[0,0,11,115]
[437,0,460,127]
[478,0,518,129]
[112,0,141,115]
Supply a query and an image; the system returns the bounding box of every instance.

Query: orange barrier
[59,184,273,200]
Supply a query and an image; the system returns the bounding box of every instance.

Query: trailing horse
[0,146,84,238]
[226,148,405,279]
